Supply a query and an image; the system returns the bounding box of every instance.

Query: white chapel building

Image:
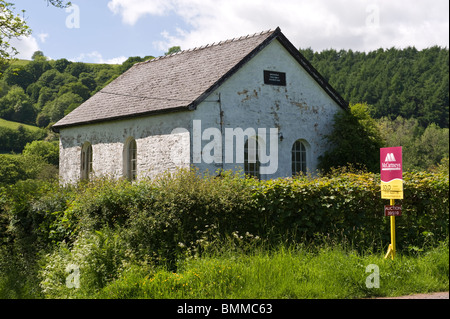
[52,27,348,183]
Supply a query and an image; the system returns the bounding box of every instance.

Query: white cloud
[9,36,40,60]
[107,0,175,25]
[107,0,449,52]
[37,33,49,43]
[71,51,127,64]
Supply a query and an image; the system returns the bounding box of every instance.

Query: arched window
[244,137,260,179]
[80,142,93,180]
[124,138,137,181]
[292,140,307,176]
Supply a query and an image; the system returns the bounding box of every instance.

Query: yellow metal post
[385,199,396,260]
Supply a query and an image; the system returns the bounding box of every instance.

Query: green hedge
[2,169,447,260]
[1,169,448,297]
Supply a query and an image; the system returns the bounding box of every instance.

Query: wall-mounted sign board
[264,70,286,86]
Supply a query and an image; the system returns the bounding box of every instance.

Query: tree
[377,116,422,171]
[53,58,71,73]
[0,85,36,124]
[165,46,181,56]
[414,124,449,170]
[79,72,97,91]
[58,82,90,100]
[318,103,385,173]
[45,0,71,8]
[118,56,146,73]
[31,50,45,60]
[0,1,71,64]
[22,140,59,166]
[65,62,91,78]
[0,1,31,63]
[35,112,50,128]
[0,153,56,186]
[305,46,449,129]
[2,64,34,89]
[377,116,449,171]
[42,92,83,122]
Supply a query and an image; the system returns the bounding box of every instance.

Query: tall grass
[90,239,449,299]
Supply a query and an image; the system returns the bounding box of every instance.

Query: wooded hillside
[1,46,448,131]
[0,54,153,128]
[300,46,449,128]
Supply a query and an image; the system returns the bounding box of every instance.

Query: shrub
[0,125,46,153]
[22,140,59,166]
[1,169,448,297]
[39,229,130,299]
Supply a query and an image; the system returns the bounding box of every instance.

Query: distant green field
[0,118,41,132]
[9,59,30,67]
[8,58,120,67]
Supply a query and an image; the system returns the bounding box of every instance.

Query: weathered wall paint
[59,112,192,184]
[58,39,343,183]
[191,40,343,179]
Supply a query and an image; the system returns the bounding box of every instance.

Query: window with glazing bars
[126,139,137,181]
[292,140,307,176]
[81,143,93,180]
[244,138,260,179]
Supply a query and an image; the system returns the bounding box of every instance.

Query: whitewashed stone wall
[191,39,343,179]
[59,39,343,183]
[59,112,192,184]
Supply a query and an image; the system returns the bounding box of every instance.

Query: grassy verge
[94,241,448,299]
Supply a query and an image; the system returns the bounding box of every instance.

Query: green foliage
[40,229,128,298]
[302,46,449,128]
[117,55,154,73]
[22,140,59,166]
[53,58,71,73]
[415,124,449,170]
[378,116,449,171]
[41,92,84,123]
[65,62,91,78]
[0,124,46,153]
[31,51,45,61]
[0,153,57,186]
[0,1,31,63]
[0,85,37,124]
[0,51,154,152]
[318,103,385,172]
[165,46,181,56]
[0,169,448,298]
[39,238,449,299]
[0,57,122,150]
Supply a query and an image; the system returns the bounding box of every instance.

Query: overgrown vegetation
[0,169,448,299]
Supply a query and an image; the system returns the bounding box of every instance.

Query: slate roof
[52,27,348,131]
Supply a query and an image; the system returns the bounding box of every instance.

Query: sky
[9,0,450,64]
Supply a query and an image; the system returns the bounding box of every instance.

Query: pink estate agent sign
[380,147,403,199]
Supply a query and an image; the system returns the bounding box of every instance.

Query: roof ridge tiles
[142,28,275,64]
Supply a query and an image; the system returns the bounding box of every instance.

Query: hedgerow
[0,168,448,297]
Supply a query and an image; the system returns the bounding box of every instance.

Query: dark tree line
[300,46,449,128]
